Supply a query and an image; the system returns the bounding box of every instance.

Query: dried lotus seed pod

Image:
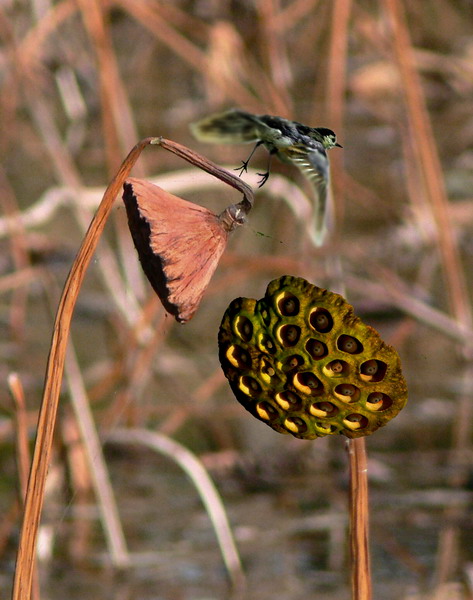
[218,275,407,439]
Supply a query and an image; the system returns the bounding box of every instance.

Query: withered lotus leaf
[124,178,238,323]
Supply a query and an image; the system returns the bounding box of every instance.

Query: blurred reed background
[1,1,473,599]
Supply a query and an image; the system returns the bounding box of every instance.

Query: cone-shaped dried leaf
[123,178,229,323]
[219,276,407,439]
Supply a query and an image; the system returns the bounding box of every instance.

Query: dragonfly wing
[190,109,266,144]
[289,145,330,246]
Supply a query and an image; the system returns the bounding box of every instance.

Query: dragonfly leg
[235,140,264,176]
[257,150,275,187]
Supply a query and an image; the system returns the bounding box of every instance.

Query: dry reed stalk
[60,412,94,561]
[76,0,148,298]
[113,0,260,110]
[12,137,254,600]
[256,0,294,114]
[62,338,129,563]
[9,374,40,600]
[15,3,145,323]
[347,437,371,600]
[325,3,372,598]
[384,1,473,588]
[105,428,246,591]
[383,0,472,333]
[98,302,167,429]
[156,366,228,438]
[9,374,30,501]
[104,309,168,428]
[77,0,142,173]
[17,0,77,73]
[271,0,321,31]
[12,137,154,600]
[0,168,30,340]
[8,0,145,317]
[26,90,143,327]
[324,0,352,242]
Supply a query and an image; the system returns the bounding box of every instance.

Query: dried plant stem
[106,428,245,591]
[155,137,254,211]
[347,437,372,600]
[12,137,253,600]
[63,341,129,566]
[383,0,472,334]
[324,6,370,594]
[8,374,40,600]
[12,137,155,600]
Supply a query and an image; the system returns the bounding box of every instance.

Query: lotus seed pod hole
[261,359,276,378]
[276,391,302,410]
[294,372,324,395]
[226,345,252,369]
[259,335,277,354]
[324,359,349,376]
[343,413,369,430]
[282,354,304,371]
[360,359,387,382]
[257,300,272,325]
[278,324,301,347]
[309,308,333,333]
[310,401,339,418]
[277,293,300,316]
[305,338,328,359]
[334,383,360,402]
[366,392,393,411]
[256,401,279,421]
[337,334,363,354]
[239,375,261,396]
[284,417,308,434]
[235,316,253,341]
[315,422,338,434]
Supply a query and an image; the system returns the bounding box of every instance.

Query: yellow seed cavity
[226,345,250,369]
[315,421,335,433]
[361,360,378,375]
[310,401,337,417]
[275,391,300,410]
[278,324,300,346]
[284,417,307,433]
[294,372,321,395]
[338,335,362,354]
[277,292,300,316]
[343,413,368,430]
[256,402,278,421]
[239,376,260,396]
[235,316,253,341]
[334,383,360,403]
[366,392,392,411]
[259,358,276,381]
[360,360,387,382]
[306,338,327,360]
[310,308,333,333]
[330,360,344,374]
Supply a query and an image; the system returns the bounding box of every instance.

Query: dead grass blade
[325,4,372,599]
[63,339,129,564]
[106,428,246,592]
[8,374,40,600]
[12,137,155,600]
[113,0,259,109]
[383,0,472,334]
